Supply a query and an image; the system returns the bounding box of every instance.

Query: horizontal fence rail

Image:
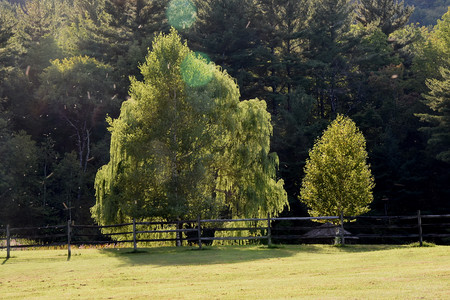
[1,211,449,259]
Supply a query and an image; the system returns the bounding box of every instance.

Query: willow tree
[299,115,374,221]
[92,29,287,226]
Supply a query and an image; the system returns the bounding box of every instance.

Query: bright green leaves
[299,115,375,221]
[181,52,214,87]
[215,99,287,217]
[433,9,450,58]
[40,56,113,108]
[417,67,450,163]
[92,30,287,227]
[415,9,450,163]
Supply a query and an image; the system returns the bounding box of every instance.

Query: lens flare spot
[181,52,214,87]
[166,0,197,30]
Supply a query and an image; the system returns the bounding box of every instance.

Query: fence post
[417,210,423,246]
[339,212,345,245]
[133,218,137,252]
[6,224,10,259]
[197,215,202,250]
[67,220,71,260]
[267,213,272,247]
[176,220,183,247]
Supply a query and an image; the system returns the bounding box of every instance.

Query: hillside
[406,0,449,25]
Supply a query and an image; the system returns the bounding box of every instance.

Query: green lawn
[1,245,449,299]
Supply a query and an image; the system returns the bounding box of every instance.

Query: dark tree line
[0,0,449,227]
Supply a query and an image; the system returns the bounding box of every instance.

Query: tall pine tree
[304,0,355,118]
[356,0,414,35]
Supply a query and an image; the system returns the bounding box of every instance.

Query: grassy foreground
[1,245,449,299]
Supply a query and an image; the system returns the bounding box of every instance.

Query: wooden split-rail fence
[1,211,449,260]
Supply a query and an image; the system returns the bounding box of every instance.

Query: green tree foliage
[0,2,15,98]
[92,30,287,227]
[38,56,117,171]
[352,60,432,214]
[356,0,414,35]
[431,8,450,63]
[299,115,375,219]
[417,67,450,162]
[271,92,324,209]
[254,0,310,113]
[407,0,450,26]
[14,0,70,84]
[37,56,118,222]
[74,0,169,98]
[0,2,14,62]
[188,0,260,100]
[304,0,355,118]
[349,24,396,74]
[0,117,43,226]
[1,0,449,227]
[0,2,34,134]
[346,18,440,215]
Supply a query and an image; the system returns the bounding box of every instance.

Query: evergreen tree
[188,0,260,100]
[431,8,450,67]
[1,0,75,139]
[417,67,450,163]
[75,0,169,99]
[304,0,355,118]
[14,0,69,84]
[416,10,450,163]
[0,2,16,97]
[254,0,310,113]
[271,92,324,213]
[356,0,414,35]
[299,115,375,219]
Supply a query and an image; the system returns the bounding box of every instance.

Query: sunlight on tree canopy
[92,29,287,227]
[180,52,214,87]
[299,115,375,222]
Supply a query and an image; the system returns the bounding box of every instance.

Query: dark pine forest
[0,0,449,227]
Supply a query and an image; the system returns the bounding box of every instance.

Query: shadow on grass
[99,244,401,266]
[100,245,299,266]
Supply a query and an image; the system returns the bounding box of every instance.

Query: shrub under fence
[1,211,449,259]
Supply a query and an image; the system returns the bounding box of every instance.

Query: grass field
[1,244,449,299]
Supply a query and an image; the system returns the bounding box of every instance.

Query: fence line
[2,212,449,259]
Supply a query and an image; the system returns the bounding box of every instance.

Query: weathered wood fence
[1,211,449,259]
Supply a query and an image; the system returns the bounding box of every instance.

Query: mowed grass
[1,244,449,299]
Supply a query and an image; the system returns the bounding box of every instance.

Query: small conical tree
[299,115,375,221]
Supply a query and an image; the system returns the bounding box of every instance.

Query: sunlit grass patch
[1,245,449,299]
[406,241,437,247]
